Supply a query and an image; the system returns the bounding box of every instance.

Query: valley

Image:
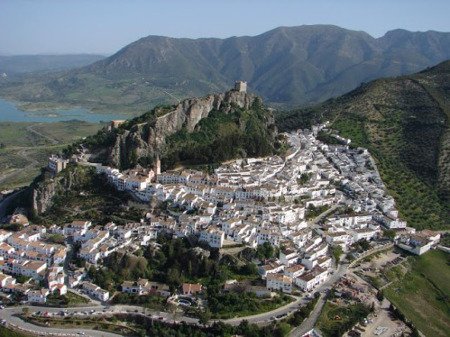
[0,121,103,190]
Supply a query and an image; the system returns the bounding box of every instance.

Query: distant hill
[0,54,105,75]
[278,60,450,229]
[1,25,450,113]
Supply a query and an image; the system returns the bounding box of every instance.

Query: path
[289,262,348,337]
[2,306,121,337]
[26,123,59,145]
[0,147,39,188]
[0,124,61,188]
[311,204,340,226]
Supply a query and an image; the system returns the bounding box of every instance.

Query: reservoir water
[0,98,129,123]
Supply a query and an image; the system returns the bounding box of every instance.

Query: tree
[257,241,275,260]
[376,291,384,302]
[383,229,396,240]
[332,246,343,262]
[297,173,311,185]
[240,262,258,275]
[198,309,211,326]
[274,322,292,337]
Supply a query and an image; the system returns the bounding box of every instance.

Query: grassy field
[0,121,103,190]
[65,291,90,305]
[208,293,294,319]
[384,250,450,337]
[0,326,31,337]
[22,315,140,336]
[316,301,371,337]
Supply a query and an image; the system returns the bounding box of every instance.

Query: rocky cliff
[104,89,260,169]
[31,165,94,214]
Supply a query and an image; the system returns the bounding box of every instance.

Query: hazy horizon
[1,0,450,55]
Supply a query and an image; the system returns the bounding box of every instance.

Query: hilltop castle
[234,80,247,93]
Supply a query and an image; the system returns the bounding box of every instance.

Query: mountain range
[1,25,450,113]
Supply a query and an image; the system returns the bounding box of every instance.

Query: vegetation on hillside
[86,235,296,320]
[383,250,450,337]
[162,99,278,170]
[31,165,141,225]
[88,235,260,291]
[277,61,450,230]
[63,96,280,173]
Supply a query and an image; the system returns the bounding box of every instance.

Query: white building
[295,266,328,291]
[82,282,109,301]
[284,264,305,279]
[199,228,225,248]
[64,221,92,236]
[266,274,292,293]
[28,288,50,303]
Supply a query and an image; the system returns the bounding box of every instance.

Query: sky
[1,0,450,55]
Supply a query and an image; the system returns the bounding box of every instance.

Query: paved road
[2,305,121,337]
[2,304,200,337]
[1,260,348,337]
[224,295,303,326]
[289,262,348,337]
[311,204,340,226]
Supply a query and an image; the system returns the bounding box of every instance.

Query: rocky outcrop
[107,90,257,168]
[31,165,93,214]
[32,178,57,214]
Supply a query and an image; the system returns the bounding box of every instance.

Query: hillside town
[0,123,441,315]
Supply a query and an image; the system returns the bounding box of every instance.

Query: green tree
[274,322,292,337]
[331,245,343,262]
[198,309,212,326]
[383,229,396,240]
[376,291,384,302]
[257,242,275,260]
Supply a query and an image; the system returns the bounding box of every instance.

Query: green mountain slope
[1,25,450,113]
[278,61,450,229]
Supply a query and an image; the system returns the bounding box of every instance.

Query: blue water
[0,98,129,123]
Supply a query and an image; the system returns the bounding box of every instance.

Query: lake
[0,98,129,123]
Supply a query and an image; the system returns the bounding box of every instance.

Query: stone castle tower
[234,81,247,93]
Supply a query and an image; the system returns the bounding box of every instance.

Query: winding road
[1,261,348,337]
